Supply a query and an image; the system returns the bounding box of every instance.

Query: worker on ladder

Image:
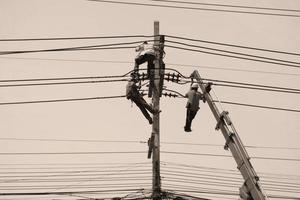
[126,76,160,125]
[184,83,202,132]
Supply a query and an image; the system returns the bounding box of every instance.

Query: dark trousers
[135,54,155,76]
[131,96,155,121]
[185,109,198,131]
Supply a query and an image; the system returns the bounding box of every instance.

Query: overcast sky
[0,1,299,200]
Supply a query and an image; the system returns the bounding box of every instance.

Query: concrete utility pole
[151,21,164,200]
[191,70,268,200]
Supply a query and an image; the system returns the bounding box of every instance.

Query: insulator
[166,72,170,81]
[171,73,175,82]
[176,74,180,83]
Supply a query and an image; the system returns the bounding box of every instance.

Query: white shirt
[135,43,155,58]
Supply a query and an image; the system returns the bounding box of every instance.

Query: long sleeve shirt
[126,81,139,99]
[135,43,155,58]
[185,89,202,111]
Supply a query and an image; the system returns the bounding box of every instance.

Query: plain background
[0,0,299,199]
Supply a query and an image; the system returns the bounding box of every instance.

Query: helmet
[191,83,199,89]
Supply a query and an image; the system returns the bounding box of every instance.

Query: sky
[0,0,299,200]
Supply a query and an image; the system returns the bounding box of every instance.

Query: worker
[184,83,202,132]
[126,78,159,124]
[134,41,157,77]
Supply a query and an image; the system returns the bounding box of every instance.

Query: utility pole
[191,70,267,200]
[151,21,164,200]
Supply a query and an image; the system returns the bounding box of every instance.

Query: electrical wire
[0,151,146,155]
[2,137,299,151]
[201,78,300,92]
[2,56,299,77]
[166,45,300,68]
[0,176,152,183]
[216,100,300,113]
[0,137,145,144]
[162,161,300,180]
[161,151,300,162]
[211,83,300,95]
[166,35,300,57]
[165,86,300,113]
[0,78,129,87]
[0,184,152,191]
[0,150,299,162]
[0,39,150,55]
[88,0,300,18]
[166,39,300,66]
[0,189,148,196]
[0,46,137,56]
[0,35,154,42]
[150,0,300,13]
[0,95,126,106]
[0,74,130,83]
[169,62,300,77]
[0,79,128,87]
[0,171,151,179]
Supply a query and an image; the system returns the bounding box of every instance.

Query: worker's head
[191,83,199,91]
[130,73,138,83]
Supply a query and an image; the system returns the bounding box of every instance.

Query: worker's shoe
[184,126,192,132]
[148,117,153,125]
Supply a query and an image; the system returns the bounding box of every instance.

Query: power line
[212,83,300,95]
[0,93,299,114]
[0,151,146,155]
[166,39,300,66]
[0,74,130,83]
[217,100,300,113]
[161,151,300,162]
[164,87,300,113]
[150,0,300,13]
[0,188,148,196]
[0,95,126,106]
[1,150,299,162]
[166,45,300,69]
[0,183,152,191]
[0,46,136,55]
[88,0,300,18]
[0,176,152,183]
[162,161,300,179]
[0,34,153,42]
[161,141,300,151]
[0,161,151,166]
[0,79,128,88]
[2,56,299,77]
[1,137,299,151]
[201,78,300,92]
[166,35,300,57]
[0,39,149,55]
[0,137,145,144]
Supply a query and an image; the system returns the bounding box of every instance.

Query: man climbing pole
[184,83,203,132]
[134,41,157,77]
[126,77,160,124]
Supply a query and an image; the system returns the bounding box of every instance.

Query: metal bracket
[147,133,155,159]
[215,111,231,130]
[148,69,155,98]
[222,111,232,125]
[240,183,253,200]
[224,132,235,150]
[205,82,212,93]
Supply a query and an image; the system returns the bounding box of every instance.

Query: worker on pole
[134,41,157,77]
[184,83,202,132]
[126,77,159,124]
